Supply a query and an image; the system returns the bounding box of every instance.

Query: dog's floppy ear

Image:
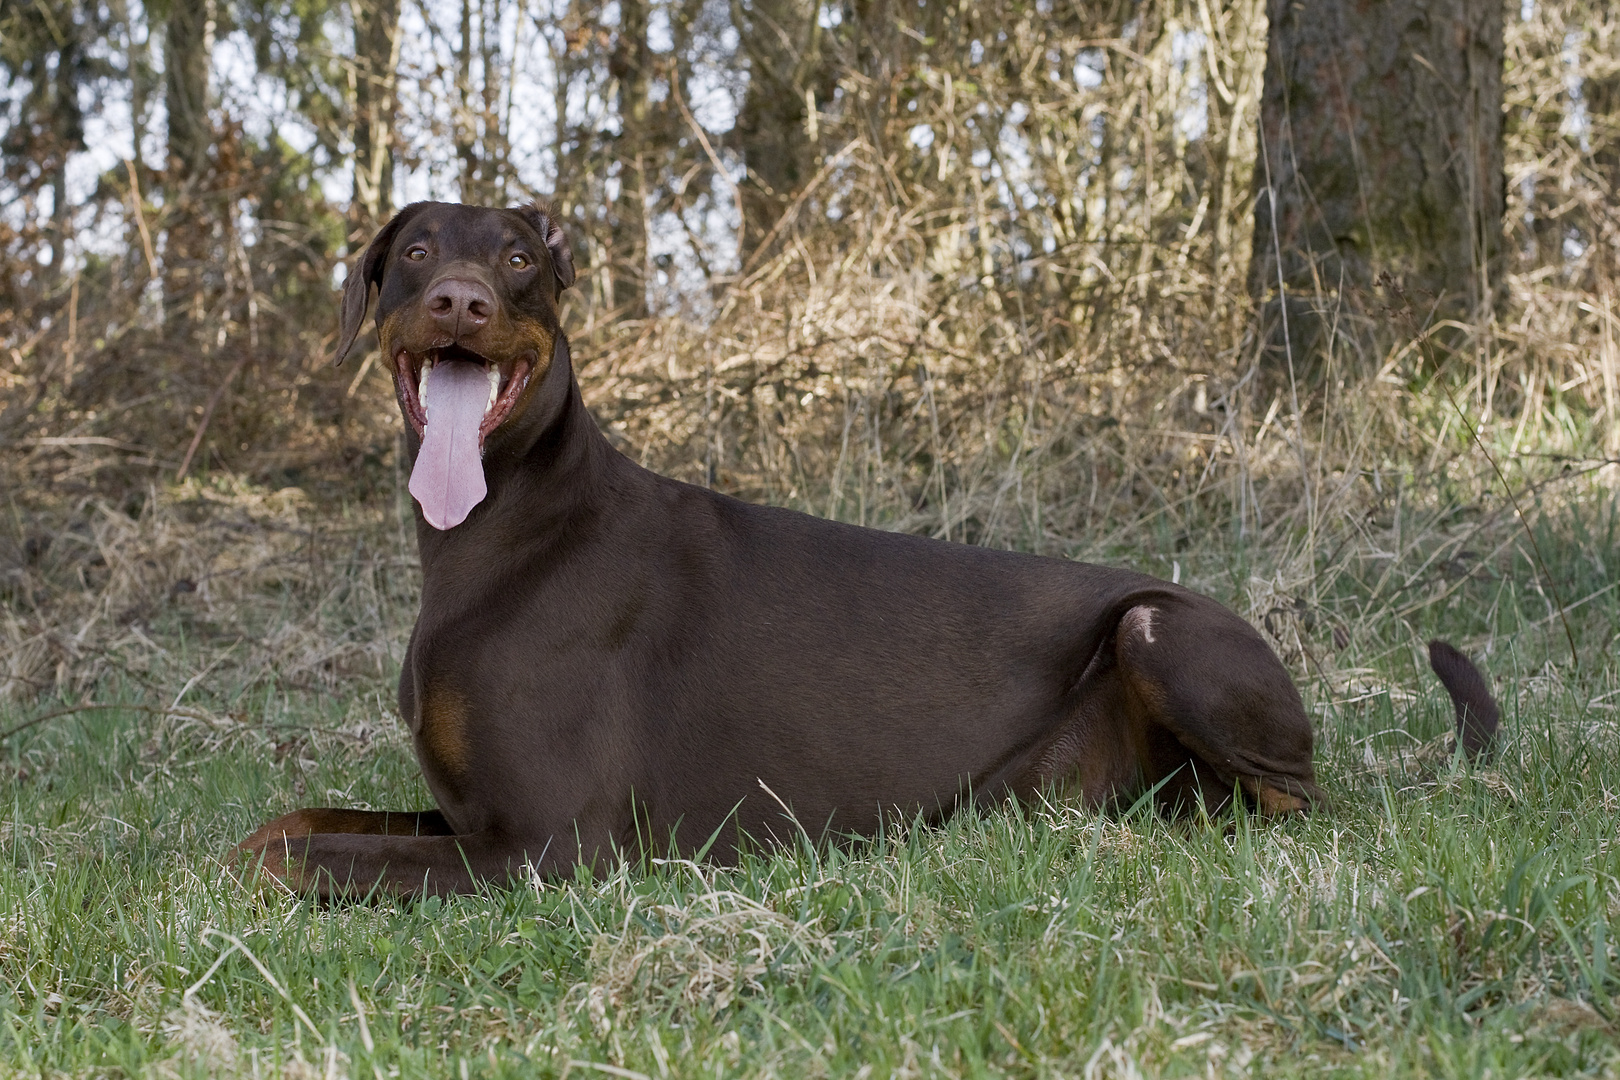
[333,204,425,367]
[516,202,576,294]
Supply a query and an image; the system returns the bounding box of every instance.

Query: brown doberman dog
[236,201,1499,897]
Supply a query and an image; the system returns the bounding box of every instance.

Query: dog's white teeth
[418,359,433,407]
[486,365,500,412]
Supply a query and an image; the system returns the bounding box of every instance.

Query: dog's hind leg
[1112,596,1322,814]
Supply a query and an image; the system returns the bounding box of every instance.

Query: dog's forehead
[403,205,536,256]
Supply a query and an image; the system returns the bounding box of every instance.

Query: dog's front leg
[237,823,589,898]
[238,808,454,848]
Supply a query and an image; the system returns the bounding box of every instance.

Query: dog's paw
[231,810,327,887]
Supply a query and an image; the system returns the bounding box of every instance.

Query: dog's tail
[1427,640,1501,761]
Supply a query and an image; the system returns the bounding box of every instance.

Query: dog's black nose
[425,278,494,335]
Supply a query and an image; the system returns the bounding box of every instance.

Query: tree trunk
[162,0,212,328]
[47,24,88,285]
[1249,0,1505,358]
[479,0,510,202]
[455,0,481,201]
[1580,8,1619,277]
[611,0,650,317]
[731,0,828,262]
[163,0,210,178]
[0,1,93,285]
[115,0,153,244]
[350,0,401,229]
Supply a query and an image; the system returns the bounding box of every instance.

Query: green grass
[2,494,1618,1078]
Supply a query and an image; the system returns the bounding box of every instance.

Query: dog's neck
[406,333,616,574]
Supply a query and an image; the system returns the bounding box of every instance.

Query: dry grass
[0,473,417,710]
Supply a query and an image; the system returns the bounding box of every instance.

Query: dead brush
[0,472,417,723]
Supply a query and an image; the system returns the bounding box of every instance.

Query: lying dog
[237,201,1499,897]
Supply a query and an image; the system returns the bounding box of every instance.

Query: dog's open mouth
[392,345,534,442]
[394,345,536,531]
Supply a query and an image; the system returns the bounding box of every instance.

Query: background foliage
[2,0,1616,698]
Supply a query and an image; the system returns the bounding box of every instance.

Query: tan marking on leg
[235,808,326,856]
[233,811,316,887]
[1122,664,1168,714]
[419,682,472,777]
[236,809,433,852]
[1240,776,1310,815]
[1121,605,1158,644]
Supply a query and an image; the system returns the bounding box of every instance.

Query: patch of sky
[393,0,568,205]
[647,209,697,308]
[1560,29,1591,154]
[999,102,1039,210]
[67,76,133,208]
[910,125,936,150]
[1075,49,1104,89]
[646,173,740,314]
[394,0,461,203]
[1171,28,1208,143]
[21,10,148,259]
[649,5,675,52]
[507,78,562,186]
[689,64,739,133]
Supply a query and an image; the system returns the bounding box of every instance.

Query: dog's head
[334,201,576,448]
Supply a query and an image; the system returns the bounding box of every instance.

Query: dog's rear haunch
[235,203,1500,898]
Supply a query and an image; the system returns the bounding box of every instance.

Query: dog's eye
[407,247,428,261]
[509,253,531,270]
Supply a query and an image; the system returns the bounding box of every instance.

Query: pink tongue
[409,360,491,530]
